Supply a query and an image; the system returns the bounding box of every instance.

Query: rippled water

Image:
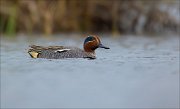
[1,35,179,108]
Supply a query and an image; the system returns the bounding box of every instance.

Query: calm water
[1,35,179,108]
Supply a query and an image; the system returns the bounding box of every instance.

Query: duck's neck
[89,51,95,56]
[84,50,95,55]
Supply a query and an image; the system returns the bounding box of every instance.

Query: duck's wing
[28,45,67,58]
[29,45,65,50]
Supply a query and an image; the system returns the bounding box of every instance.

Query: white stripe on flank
[55,49,71,53]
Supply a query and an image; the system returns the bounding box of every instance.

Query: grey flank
[38,47,95,59]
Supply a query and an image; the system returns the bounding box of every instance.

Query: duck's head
[83,35,110,52]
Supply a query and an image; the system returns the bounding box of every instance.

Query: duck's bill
[98,43,110,49]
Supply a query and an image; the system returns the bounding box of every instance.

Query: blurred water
[0,35,179,108]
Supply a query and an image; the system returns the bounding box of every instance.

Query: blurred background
[0,0,179,36]
[1,0,179,108]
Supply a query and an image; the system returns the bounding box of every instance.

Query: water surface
[1,35,179,108]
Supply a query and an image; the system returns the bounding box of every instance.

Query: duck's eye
[84,36,95,44]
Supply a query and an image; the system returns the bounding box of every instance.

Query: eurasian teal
[28,35,109,59]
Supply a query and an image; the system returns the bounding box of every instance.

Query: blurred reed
[0,0,179,36]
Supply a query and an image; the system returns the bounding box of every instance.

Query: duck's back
[28,45,95,59]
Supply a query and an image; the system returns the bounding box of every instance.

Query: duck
[28,35,110,59]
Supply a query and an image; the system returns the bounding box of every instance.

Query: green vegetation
[5,4,18,36]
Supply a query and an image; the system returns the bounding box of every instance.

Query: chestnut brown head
[83,35,109,52]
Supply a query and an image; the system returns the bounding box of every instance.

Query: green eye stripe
[84,36,95,45]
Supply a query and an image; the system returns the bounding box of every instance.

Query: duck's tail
[28,50,39,58]
[28,45,40,58]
